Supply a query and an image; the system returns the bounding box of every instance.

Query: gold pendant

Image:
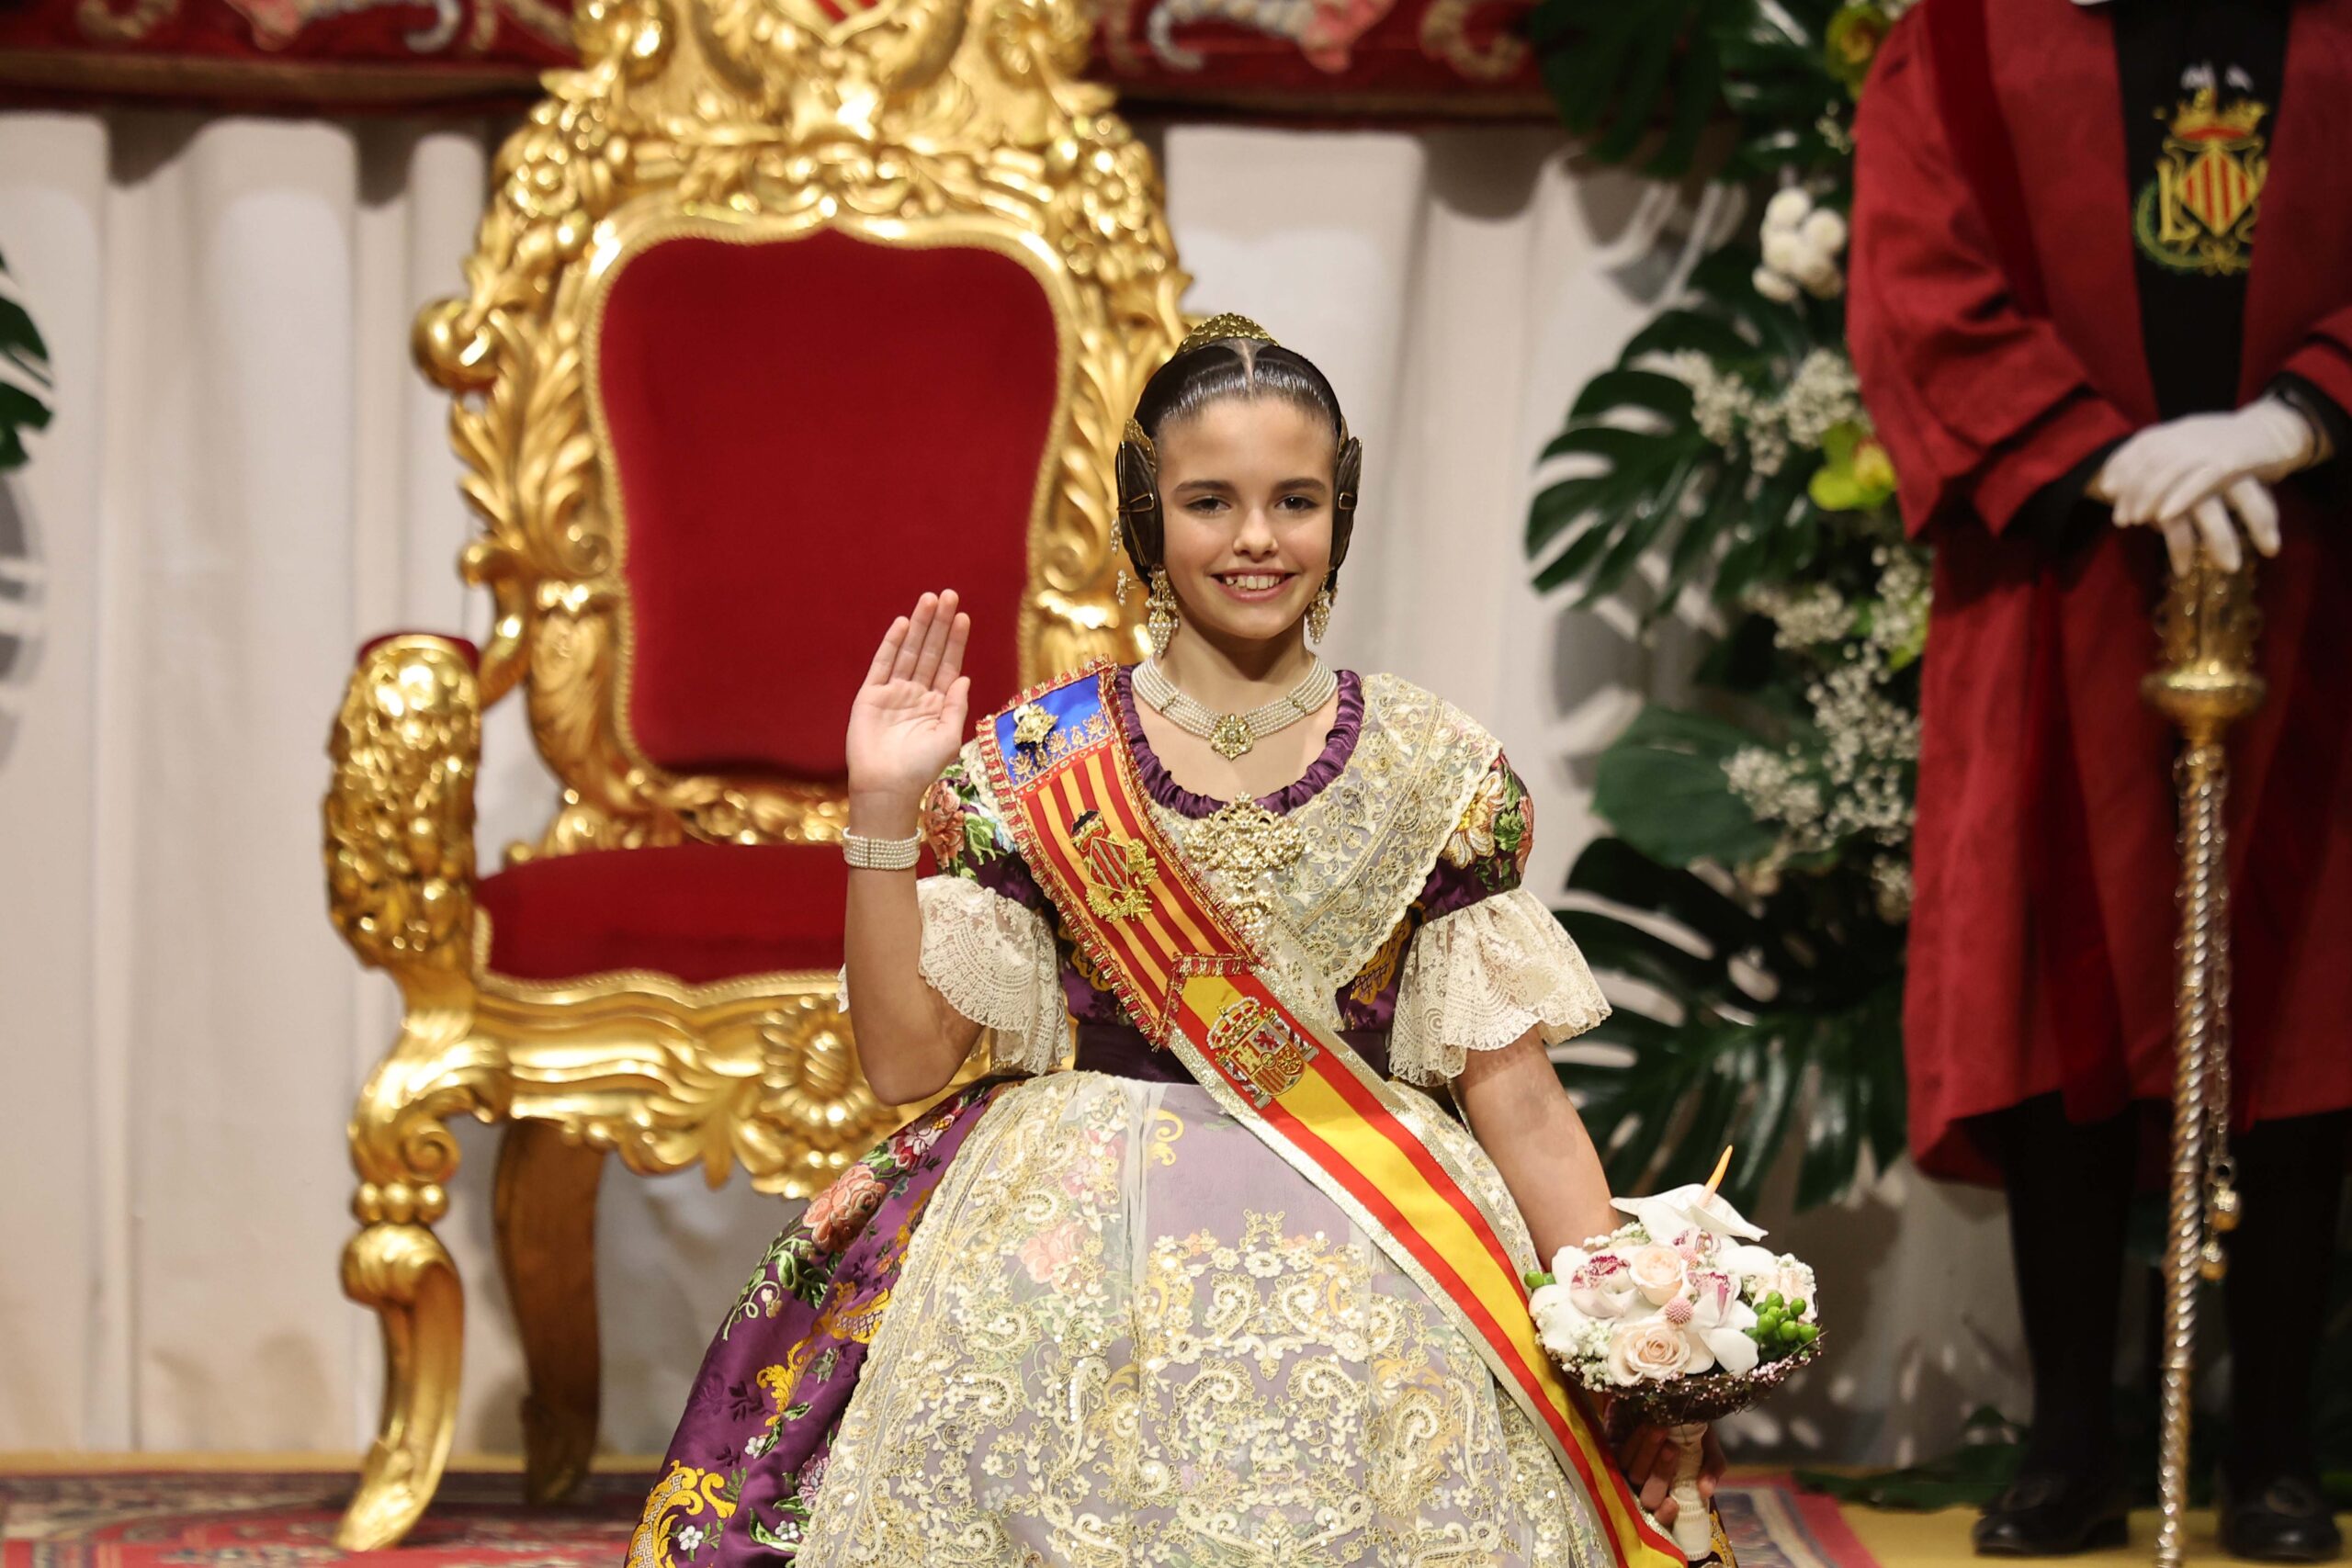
[1208,714,1255,759]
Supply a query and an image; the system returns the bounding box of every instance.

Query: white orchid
[1764,186,1813,231]
[1563,1248,1641,1320]
[1670,1269,1762,1376]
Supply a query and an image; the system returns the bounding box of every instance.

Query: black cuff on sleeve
[2015,439,2123,557]
[2267,371,2351,466]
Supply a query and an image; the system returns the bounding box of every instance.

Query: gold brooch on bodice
[1181,797,1304,942]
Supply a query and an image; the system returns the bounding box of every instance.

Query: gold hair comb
[1175,313,1278,357]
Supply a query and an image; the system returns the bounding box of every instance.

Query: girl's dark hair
[1114,336,1363,588]
[1133,338,1347,446]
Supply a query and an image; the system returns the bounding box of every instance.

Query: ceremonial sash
[978,662,1681,1568]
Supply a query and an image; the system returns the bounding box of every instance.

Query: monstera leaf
[1528,0,1849,178]
[0,249,52,471]
[1553,838,1905,1213]
[1589,706,1779,868]
[1528,249,1829,621]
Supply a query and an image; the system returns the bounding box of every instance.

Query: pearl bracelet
[842,830,923,871]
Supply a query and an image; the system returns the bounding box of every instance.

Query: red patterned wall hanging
[0,0,1547,115]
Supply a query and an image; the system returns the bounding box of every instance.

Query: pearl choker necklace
[1133,657,1338,761]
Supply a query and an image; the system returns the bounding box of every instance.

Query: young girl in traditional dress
[631,317,1718,1567]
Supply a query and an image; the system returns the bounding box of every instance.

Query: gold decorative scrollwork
[414,0,1184,859]
[462,972,922,1196]
[325,636,483,976]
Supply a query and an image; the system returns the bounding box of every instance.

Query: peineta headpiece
[1175,312,1279,357]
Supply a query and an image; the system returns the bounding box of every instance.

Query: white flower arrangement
[1526,1179,1821,1393]
[1755,186,1849,302]
[1525,1167,1823,1562]
[1657,347,1862,481]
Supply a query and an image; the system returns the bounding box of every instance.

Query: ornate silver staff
[2140,559,2262,1568]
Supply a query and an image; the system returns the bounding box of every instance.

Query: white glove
[2090,398,2317,574]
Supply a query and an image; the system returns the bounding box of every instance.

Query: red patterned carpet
[0,1468,646,1566]
[0,1465,1879,1567]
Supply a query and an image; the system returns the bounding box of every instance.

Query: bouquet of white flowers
[1526,1161,1823,1562]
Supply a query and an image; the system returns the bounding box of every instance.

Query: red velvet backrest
[594,229,1061,780]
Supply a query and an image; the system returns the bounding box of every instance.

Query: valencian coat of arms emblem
[1205,995,1317,1106]
[2136,81,2269,276]
[1071,808,1159,921]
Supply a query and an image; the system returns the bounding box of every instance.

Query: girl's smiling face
[1152,396,1337,649]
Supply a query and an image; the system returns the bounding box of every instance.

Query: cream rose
[1606,1317,1694,1386]
[1629,1243,1690,1307]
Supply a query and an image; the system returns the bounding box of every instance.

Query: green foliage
[1555,840,1905,1215]
[0,249,53,472]
[0,254,52,470]
[1526,0,1914,1211]
[1527,249,1841,623]
[1528,0,1853,178]
[1589,707,1780,868]
[1796,1408,2025,1509]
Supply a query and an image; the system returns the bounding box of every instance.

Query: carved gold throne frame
[321,0,1185,1542]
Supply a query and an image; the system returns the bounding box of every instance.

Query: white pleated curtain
[0,108,2022,1459]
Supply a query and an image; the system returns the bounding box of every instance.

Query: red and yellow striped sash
[978,664,1680,1568]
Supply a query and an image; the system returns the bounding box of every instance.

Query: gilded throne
[320,0,1187,1543]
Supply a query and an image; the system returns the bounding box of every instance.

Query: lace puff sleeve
[1388,755,1609,1087]
[842,750,1069,1077]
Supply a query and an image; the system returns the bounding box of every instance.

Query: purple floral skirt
[628,1078,1014,1566]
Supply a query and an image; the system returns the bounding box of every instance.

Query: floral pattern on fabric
[797,1072,1611,1568]
[1441,753,1535,894]
[629,1079,1015,1567]
[920,758,1034,899]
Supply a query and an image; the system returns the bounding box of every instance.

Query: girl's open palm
[848,592,973,807]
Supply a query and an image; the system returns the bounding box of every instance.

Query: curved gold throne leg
[335,1005,498,1551]
[495,1120,605,1505]
[324,635,490,1551]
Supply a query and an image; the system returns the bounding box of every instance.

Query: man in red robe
[1849,0,2352,1557]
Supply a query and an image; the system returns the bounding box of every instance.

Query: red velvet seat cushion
[596,229,1060,780]
[477,843,865,985]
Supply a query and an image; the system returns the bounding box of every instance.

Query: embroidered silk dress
[631,668,1623,1568]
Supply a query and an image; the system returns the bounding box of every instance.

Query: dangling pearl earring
[1306,583,1334,644]
[1146,570,1180,660]
[1114,566,1133,604]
